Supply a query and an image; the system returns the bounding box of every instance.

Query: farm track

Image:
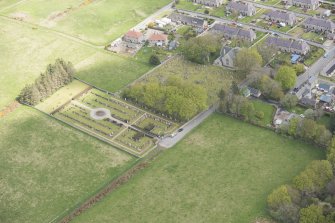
[0,0,29,13]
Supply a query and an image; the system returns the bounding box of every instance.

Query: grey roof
[248,87,261,97]
[169,13,205,27]
[300,97,316,107]
[212,23,256,40]
[265,10,296,22]
[266,36,309,52]
[304,17,335,30]
[293,0,319,5]
[227,1,255,13]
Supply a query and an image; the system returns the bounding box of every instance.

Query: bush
[149,54,161,66]
[255,111,264,120]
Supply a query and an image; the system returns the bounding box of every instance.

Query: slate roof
[212,23,256,40]
[304,17,335,30]
[265,36,309,52]
[227,1,255,13]
[300,97,317,107]
[169,13,206,27]
[265,10,296,22]
[293,0,319,5]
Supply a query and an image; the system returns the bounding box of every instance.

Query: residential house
[248,87,262,98]
[212,23,257,41]
[214,46,240,68]
[264,10,297,26]
[123,30,144,44]
[300,97,317,108]
[226,1,256,16]
[303,17,335,33]
[265,36,310,55]
[148,33,168,47]
[192,0,224,7]
[322,61,335,77]
[291,0,320,10]
[169,13,207,29]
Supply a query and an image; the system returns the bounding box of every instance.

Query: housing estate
[265,36,310,55]
[303,17,335,33]
[212,23,257,41]
[290,0,320,10]
[169,13,207,29]
[214,46,240,68]
[192,0,224,7]
[226,1,256,16]
[264,10,297,26]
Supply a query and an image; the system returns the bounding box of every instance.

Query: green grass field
[71,114,323,223]
[0,18,151,109]
[2,0,171,45]
[251,99,276,126]
[0,107,136,223]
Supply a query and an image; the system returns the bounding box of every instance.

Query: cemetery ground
[130,56,237,105]
[71,114,324,223]
[1,0,171,45]
[0,107,136,223]
[36,80,179,157]
[0,17,152,110]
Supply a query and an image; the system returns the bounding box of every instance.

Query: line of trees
[218,82,266,125]
[122,77,208,121]
[278,116,332,148]
[18,59,75,106]
[267,137,335,223]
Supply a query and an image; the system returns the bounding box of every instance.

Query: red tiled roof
[149,33,168,41]
[125,30,143,38]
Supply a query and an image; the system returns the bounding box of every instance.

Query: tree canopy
[18,59,75,106]
[182,35,221,64]
[123,77,207,121]
[293,160,333,194]
[235,48,262,76]
[275,66,297,91]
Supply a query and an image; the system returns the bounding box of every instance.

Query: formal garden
[47,86,178,157]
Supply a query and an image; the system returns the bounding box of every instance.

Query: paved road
[178,9,326,49]
[295,47,335,88]
[159,104,218,148]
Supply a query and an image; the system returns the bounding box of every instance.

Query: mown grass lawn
[0,18,151,109]
[72,114,323,223]
[3,0,171,45]
[251,99,276,126]
[0,107,136,223]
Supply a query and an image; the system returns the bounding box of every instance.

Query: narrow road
[159,104,218,148]
[295,47,335,88]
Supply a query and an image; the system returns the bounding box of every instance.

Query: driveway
[159,104,218,148]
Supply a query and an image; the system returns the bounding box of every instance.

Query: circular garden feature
[90,108,111,120]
